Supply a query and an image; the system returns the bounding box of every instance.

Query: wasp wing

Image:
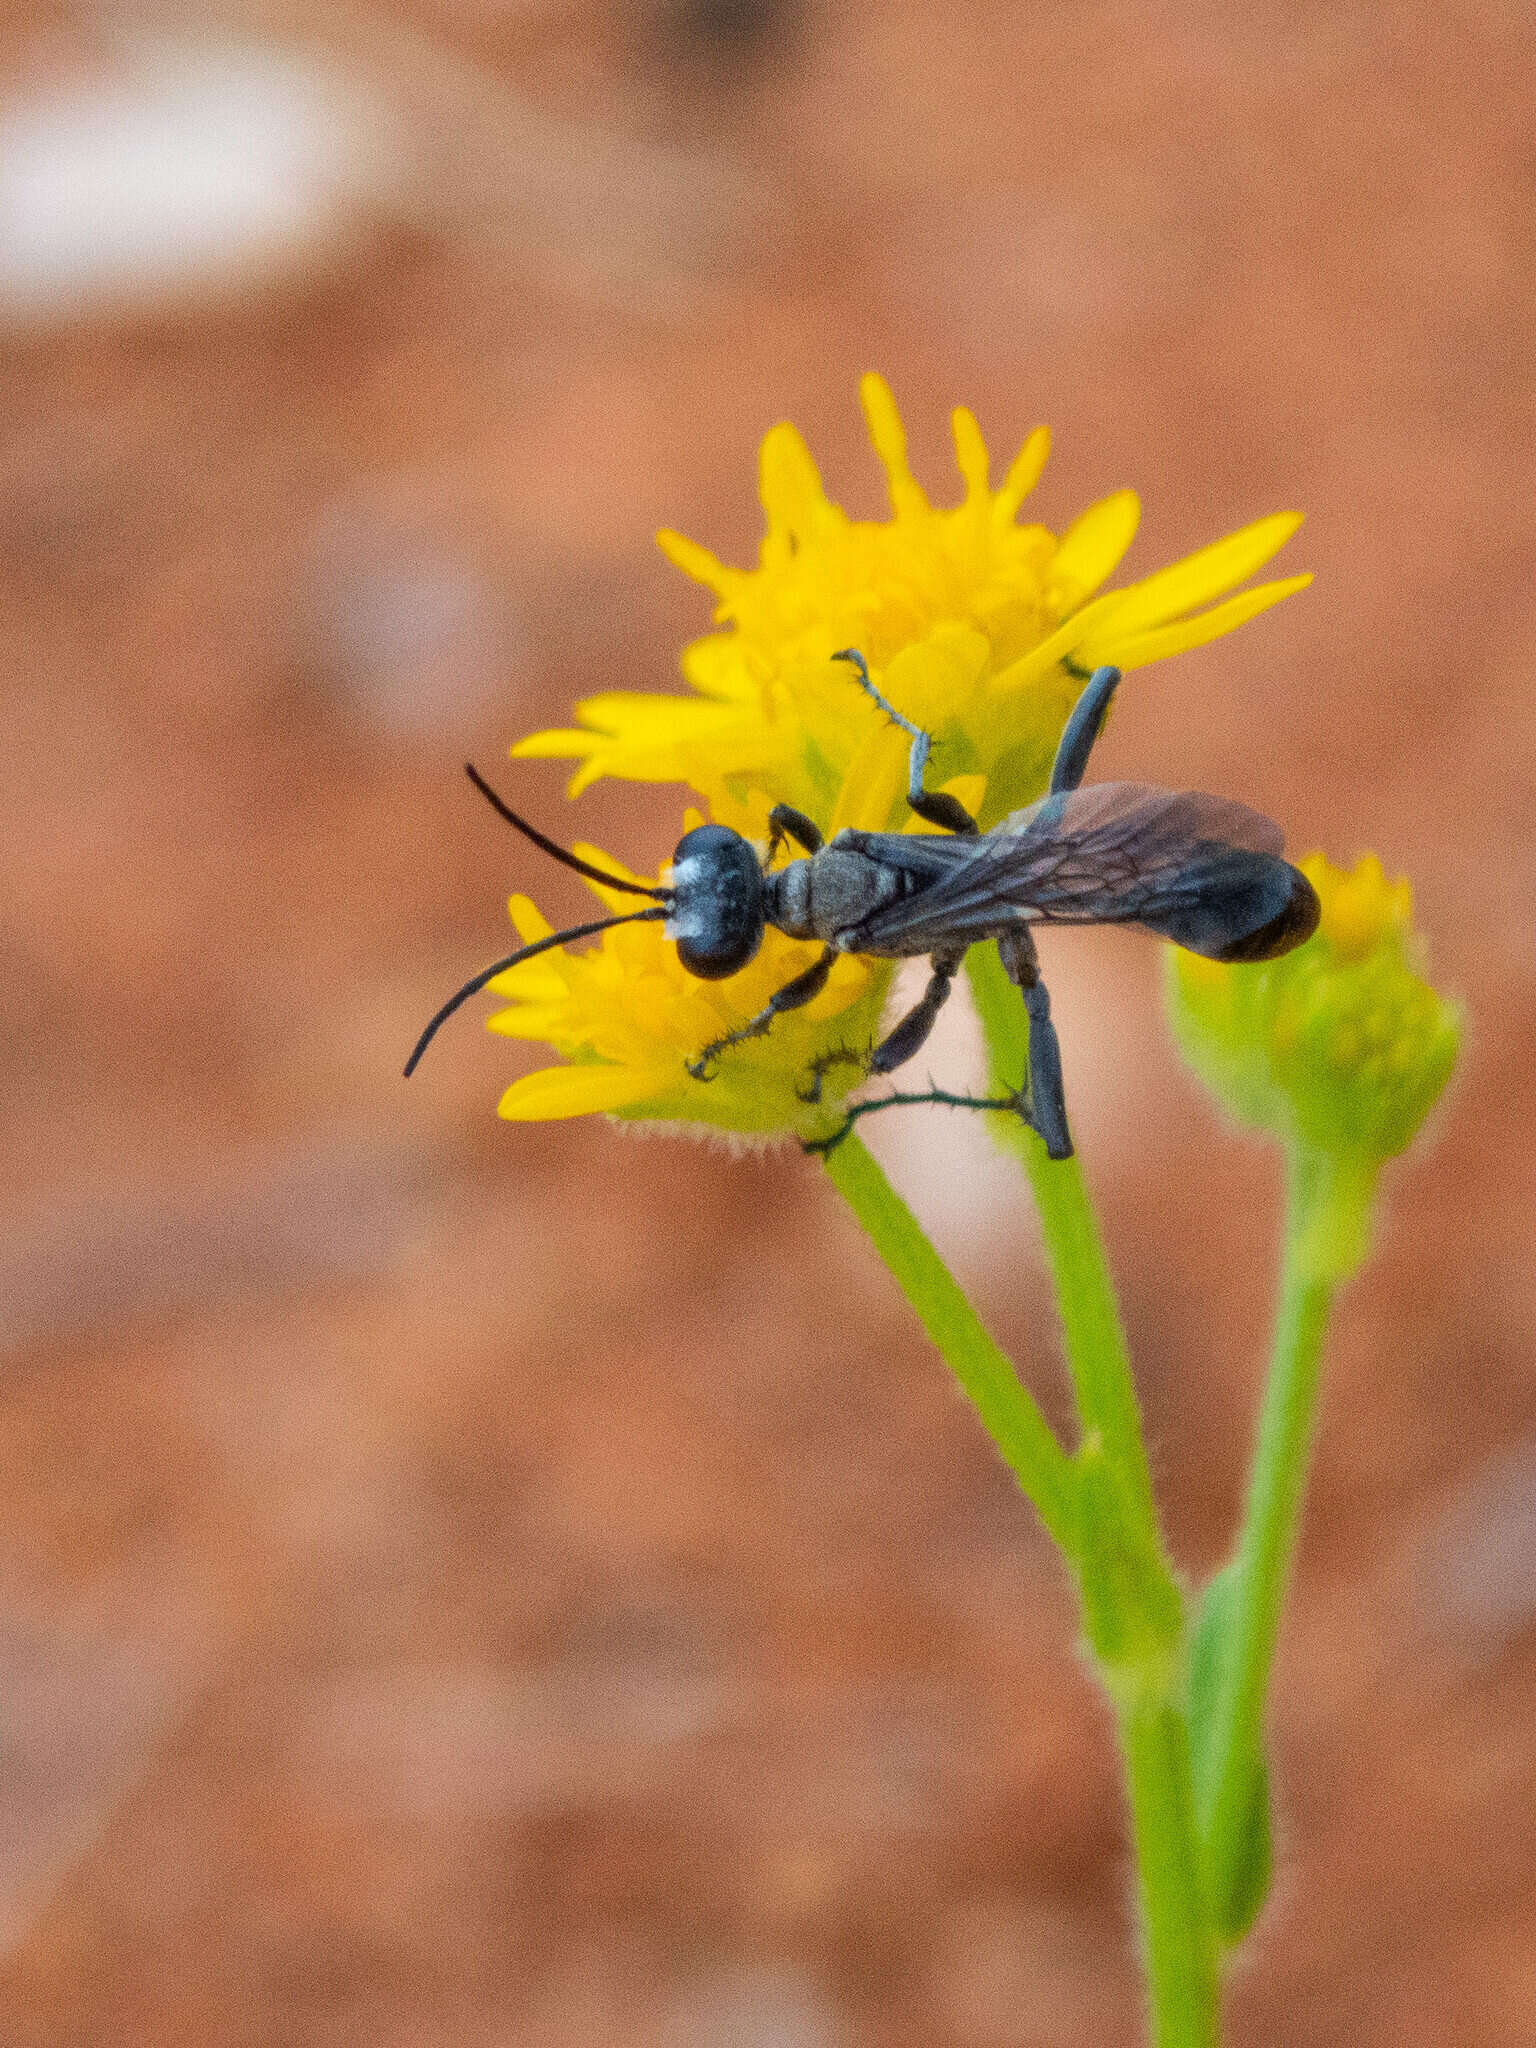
[1016,780,1285,856]
[843,783,1311,961]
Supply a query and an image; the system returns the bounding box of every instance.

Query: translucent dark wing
[845,782,1299,958]
[1009,781,1286,858]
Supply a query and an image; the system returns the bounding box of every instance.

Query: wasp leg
[765,803,823,866]
[686,945,838,1081]
[801,1081,1033,1157]
[1049,665,1122,795]
[797,1043,868,1106]
[867,948,966,1076]
[832,648,979,836]
[996,928,1073,1159]
[790,941,969,1108]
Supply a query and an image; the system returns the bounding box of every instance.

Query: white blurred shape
[0,1595,208,1955]
[0,42,389,324]
[928,1893,1126,2045]
[304,1644,732,1822]
[863,940,1170,1280]
[301,498,521,742]
[859,965,1032,1278]
[660,1963,845,2048]
[1412,1437,1536,1663]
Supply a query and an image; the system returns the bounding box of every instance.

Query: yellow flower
[1166,853,1459,1164]
[515,374,1310,829]
[485,811,892,1141]
[467,378,1313,1143]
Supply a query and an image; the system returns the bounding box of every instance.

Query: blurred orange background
[1,4,1533,2043]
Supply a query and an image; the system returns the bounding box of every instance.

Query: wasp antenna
[464,765,672,901]
[404,906,668,1077]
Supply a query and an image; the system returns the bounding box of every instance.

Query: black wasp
[405,655,1320,1159]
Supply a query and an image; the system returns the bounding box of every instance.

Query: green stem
[965,944,1158,1531]
[1120,1687,1220,2048]
[829,971,1218,2043]
[963,944,1213,2038]
[819,1132,1079,1557]
[1198,1147,1372,1897]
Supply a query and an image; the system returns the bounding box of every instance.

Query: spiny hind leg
[796,941,966,1108]
[868,948,965,1077]
[831,648,978,836]
[801,1081,1033,1158]
[997,927,1073,1160]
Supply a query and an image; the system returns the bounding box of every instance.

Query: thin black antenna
[403,906,668,1078]
[465,765,670,901]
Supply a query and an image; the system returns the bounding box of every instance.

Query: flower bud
[1166,853,1459,1164]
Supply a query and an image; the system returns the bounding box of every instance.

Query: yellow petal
[569,843,656,890]
[680,634,755,701]
[987,602,1105,696]
[509,727,596,760]
[950,407,989,501]
[566,755,617,798]
[827,720,909,834]
[656,528,737,601]
[488,967,567,1007]
[511,690,746,791]
[485,1003,575,1039]
[1080,574,1312,670]
[567,691,705,739]
[1052,490,1141,605]
[497,1064,668,1120]
[508,893,554,943]
[882,622,990,730]
[860,373,928,518]
[995,425,1050,521]
[759,421,835,541]
[1094,513,1303,639]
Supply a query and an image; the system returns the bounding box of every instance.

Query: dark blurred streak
[268,0,771,312]
[646,0,804,74]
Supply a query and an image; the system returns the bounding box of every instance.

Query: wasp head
[665,823,766,980]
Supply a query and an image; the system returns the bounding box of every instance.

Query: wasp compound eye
[667,824,766,979]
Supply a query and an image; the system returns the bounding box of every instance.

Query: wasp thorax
[665,824,766,979]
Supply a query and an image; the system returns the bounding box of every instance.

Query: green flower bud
[1165,852,1459,1165]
